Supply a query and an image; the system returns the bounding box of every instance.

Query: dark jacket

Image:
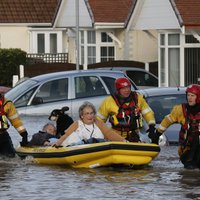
[29,131,58,146]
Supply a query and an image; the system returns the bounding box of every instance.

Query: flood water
[1,115,200,200]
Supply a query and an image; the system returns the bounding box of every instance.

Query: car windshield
[146,94,186,123]
[5,79,38,101]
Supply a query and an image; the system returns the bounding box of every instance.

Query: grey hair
[79,101,96,118]
[42,123,56,132]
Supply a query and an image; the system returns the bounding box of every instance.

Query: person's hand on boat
[146,124,159,144]
[52,141,62,148]
[52,143,57,147]
[20,131,29,146]
[146,124,156,135]
[148,128,162,144]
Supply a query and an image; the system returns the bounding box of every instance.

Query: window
[50,33,57,54]
[159,33,180,87]
[160,34,165,45]
[88,46,96,64]
[15,87,37,107]
[100,32,115,62]
[101,77,117,94]
[31,31,62,54]
[185,34,200,85]
[185,35,199,44]
[37,34,45,53]
[185,48,200,85]
[100,46,115,62]
[88,31,96,44]
[168,34,180,45]
[160,48,165,86]
[75,76,106,98]
[126,71,158,87]
[101,32,112,42]
[147,94,186,123]
[80,30,115,65]
[80,30,96,65]
[34,78,68,103]
[168,48,180,86]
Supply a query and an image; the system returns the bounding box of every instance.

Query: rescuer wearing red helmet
[155,84,200,169]
[97,77,156,143]
[0,87,29,157]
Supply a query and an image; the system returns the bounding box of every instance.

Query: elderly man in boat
[29,123,58,146]
[53,101,126,147]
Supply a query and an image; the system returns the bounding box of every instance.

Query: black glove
[146,124,156,138]
[147,125,160,144]
[20,131,29,146]
[148,128,162,145]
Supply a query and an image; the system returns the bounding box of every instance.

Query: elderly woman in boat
[53,101,126,147]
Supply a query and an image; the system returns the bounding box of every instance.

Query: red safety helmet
[186,84,200,104]
[115,77,131,90]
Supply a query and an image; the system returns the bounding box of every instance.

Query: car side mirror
[32,97,43,105]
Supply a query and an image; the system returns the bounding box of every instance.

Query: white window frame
[97,32,115,63]
[159,31,200,87]
[182,32,200,85]
[159,32,181,87]
[30,30,63,54]
[80,30,116,67]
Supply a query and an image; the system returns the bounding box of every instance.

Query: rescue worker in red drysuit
[97,77,156,142]
[154,84,200,169]
[0,88,28,157]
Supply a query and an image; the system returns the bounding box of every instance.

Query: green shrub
[0,48,26,87]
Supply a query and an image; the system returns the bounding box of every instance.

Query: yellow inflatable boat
[15,142,160,168]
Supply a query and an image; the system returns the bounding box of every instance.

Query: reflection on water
[0,156,200,200]
[1,115,200,200]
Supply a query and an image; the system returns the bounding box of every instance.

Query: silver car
[97,67,158,89]
[139,87,187,144]
[5,69,137,120]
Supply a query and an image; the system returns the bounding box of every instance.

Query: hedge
[0,48,26,87]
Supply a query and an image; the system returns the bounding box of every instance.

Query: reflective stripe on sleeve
[97,112,107,120]
[148,120,156,124]
[141,108,152,115]
[166,114,173,123]
[9,113,19,120]
[159,124,167,132]
[16,126,25,132]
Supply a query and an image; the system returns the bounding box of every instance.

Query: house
[128,0,200,87]
[0,0,199,87]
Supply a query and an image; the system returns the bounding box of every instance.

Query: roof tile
[88,0,134,23]
[0,0,199,28]
[174,0,200,27]
[0,0,60,23]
